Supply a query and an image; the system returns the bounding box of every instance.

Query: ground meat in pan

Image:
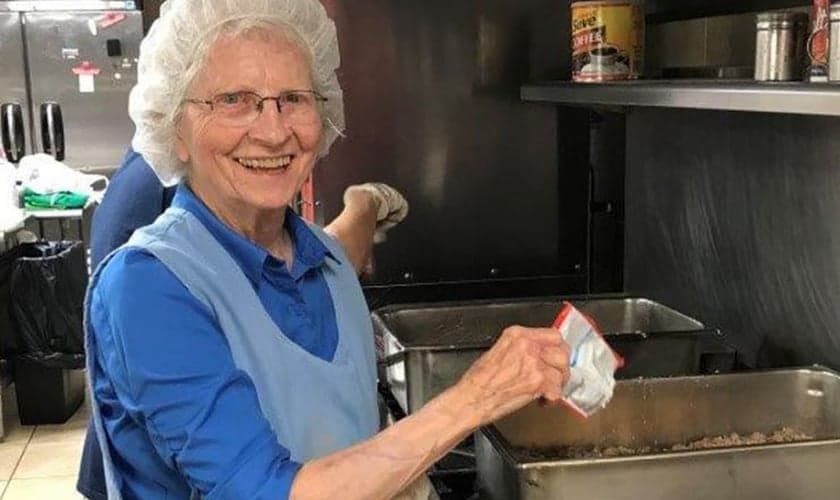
[518,427,813,460]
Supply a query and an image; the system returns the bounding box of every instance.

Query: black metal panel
[316,0,588,287]
[625,108,840,369]
[589,111,625,292]
[41,219,61,241]
[363,274,587,310]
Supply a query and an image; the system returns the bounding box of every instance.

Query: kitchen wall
[140,0,163,32]
[625,108,840,369]
[645,0,809,22]
[315,0,591,292]
[589,112,625,292]
[646,12,757,77]
[620,3,840,369]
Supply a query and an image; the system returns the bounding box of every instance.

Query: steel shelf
[521,80,840,117]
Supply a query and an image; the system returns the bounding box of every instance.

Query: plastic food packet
[552,302,624,418]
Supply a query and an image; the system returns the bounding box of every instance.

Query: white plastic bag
[0,160,24,228]
[0,159,17,207]
[16,154,108,196]
[553,302,623,418]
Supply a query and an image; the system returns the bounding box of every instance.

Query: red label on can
[809,0,830,65]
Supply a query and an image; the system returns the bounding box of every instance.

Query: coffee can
[571,0,645,82]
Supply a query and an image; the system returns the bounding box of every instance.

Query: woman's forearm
[323,191,377,275]
[290,323,573,499]
[289,385,479,499]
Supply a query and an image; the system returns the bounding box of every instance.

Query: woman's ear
[175,124,190,163]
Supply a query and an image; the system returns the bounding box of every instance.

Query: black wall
[625,108,840,369]
[645,0,809,22]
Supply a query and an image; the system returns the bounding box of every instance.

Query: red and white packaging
[552,302,624,418]
[808,0,830,81]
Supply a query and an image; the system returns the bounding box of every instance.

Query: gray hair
[128,0,345,186]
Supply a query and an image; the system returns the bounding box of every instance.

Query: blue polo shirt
[89,185,340,499]
[90,148,176,269]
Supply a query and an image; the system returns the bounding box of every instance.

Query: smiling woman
[82,1,574,500]
[175,28,325,257]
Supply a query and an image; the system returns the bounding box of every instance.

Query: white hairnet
[129,0,344,186]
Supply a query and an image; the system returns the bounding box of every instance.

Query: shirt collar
[171,184,335,284]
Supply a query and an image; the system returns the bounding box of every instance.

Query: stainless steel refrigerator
[0,1,142,172]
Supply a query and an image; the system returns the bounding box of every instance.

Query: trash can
[0,244,27,436]
[0,245,27,356]
[9,241,87,425]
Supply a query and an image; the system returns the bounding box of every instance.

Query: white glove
[343,183,409,243]
[392,476,439,500]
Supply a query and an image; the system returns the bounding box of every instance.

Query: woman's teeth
[236,156,292,170]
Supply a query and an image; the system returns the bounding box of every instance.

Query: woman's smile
[235,154,295,171]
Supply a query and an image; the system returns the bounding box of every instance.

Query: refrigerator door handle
[40,101,65,161]
[1,103,26,163]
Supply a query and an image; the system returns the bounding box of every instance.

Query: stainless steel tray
[477,367,840,500]
[372,296,718,413]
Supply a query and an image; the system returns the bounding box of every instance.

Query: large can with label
[807,0,830,81]
[571,0,645,82]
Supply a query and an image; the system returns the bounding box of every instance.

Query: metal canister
[571,0,644,82]
[754,12,809,81]
[829,5,840,81]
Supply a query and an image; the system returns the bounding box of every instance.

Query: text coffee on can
[571,0,645,82]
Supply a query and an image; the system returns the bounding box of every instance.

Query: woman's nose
[247,101,293,144]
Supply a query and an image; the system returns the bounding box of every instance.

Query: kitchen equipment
[829,4,840,82]
[0,1,141,172]
[372,296,734,413]
[754,12,809,82]
[477,367,840,500]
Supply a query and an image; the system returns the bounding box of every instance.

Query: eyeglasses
[184,90,327,127]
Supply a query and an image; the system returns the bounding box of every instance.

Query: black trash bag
[10,241,88,369]
[16,351,85,369]
[0,245,30,357]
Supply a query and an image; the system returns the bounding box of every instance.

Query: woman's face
[176,29,323,216]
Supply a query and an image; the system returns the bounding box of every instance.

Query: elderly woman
[86,0,572,498]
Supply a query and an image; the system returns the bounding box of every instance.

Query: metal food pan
[477,367,840,500]
[372,296,719,413]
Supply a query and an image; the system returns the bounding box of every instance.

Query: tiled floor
[0,385,87,499]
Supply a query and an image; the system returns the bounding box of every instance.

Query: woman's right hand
[453,326,571,427]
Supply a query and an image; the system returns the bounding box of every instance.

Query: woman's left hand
[326,182,408,275]
[343,183,408,243]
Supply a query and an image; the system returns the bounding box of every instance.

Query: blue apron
[84,207,379,498]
